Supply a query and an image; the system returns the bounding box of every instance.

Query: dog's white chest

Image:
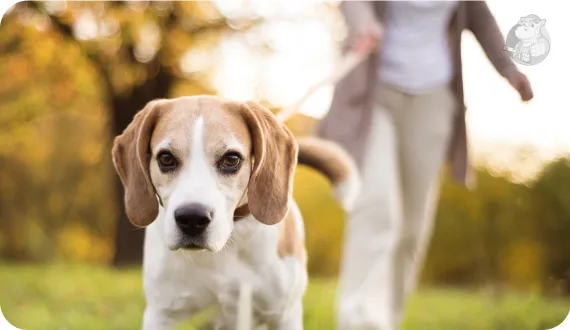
[142,217,304,327]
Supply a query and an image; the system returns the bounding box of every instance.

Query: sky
[463,0,568,178]
[211,0,568,180]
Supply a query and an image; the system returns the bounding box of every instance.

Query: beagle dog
[111,95,360,330]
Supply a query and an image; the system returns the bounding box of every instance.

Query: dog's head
[111,96,297,252]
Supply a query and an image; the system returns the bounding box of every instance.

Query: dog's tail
[296,137,361,211]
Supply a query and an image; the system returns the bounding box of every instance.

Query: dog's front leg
[213,286,242,330]
[269,301,303,330]
[142,305,186,330]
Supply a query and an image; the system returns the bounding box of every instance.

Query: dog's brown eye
[157,151,177,171]
[218,152,242,174]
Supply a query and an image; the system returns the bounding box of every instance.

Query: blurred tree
[1,13,116,262]
[2,1,570,294]
[532,158,570,294]
[13,1,259,266]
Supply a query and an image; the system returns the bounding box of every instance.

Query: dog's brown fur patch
[277,208,307,264]
[297,136,356,186]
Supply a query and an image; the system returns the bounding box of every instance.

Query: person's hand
[350,21,384,55]
[505,69,534,102]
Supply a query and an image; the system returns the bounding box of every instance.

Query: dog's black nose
[174,204,212,236]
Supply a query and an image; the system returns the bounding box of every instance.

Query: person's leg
[391,86,457,324]
[336,86,406,330]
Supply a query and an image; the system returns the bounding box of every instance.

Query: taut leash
[274,50,368,124]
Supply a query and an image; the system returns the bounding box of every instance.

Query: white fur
[334,179,361,212]
[142,116,306,329]
[334,153,361,212]
[156,116,236,252]
[142,211,307,329]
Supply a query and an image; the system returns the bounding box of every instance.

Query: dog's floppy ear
[240,101,298,225]
[111,99,164,227]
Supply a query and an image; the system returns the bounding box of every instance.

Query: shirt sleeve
[466,1,517,77]
[340,1,382,32]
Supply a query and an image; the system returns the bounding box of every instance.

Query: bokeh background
[1,1,569,329]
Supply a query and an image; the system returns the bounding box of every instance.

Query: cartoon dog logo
[504,14,551,66]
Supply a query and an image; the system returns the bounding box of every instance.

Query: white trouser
[336,83,456,330]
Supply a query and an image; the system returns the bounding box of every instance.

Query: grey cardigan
[316,1,518,186]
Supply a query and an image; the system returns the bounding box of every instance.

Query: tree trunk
[111,68,173,267]
[112,180,145,267]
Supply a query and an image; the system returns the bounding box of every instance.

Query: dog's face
[112,96,298,252]
[149,101,253,251]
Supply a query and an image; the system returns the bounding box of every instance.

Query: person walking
[317,2,534,329]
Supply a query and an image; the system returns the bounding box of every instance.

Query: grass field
[0,264,568,330]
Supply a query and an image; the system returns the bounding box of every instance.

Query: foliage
[0,1,257,263]
[2,1,570,296]
[421,159,570,295]
[0,11,115,261]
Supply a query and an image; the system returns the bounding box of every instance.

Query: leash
[235,49,369,330]
[232,49,367,222]
[274,50,368,124]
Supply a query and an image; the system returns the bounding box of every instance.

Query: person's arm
[340,1,379,31]
[467,1,533,101]
[466,1,514,76]
[340,1,383,54]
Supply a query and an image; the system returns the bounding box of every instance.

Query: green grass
[0,264,568,330]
